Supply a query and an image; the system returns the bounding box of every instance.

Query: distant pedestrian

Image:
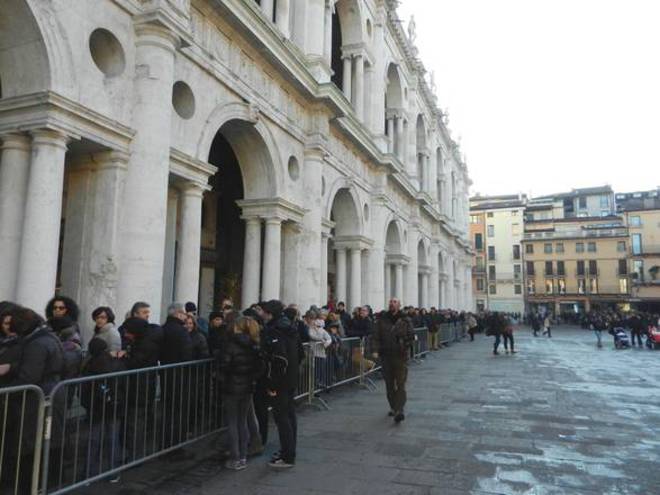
[542,315,552,338]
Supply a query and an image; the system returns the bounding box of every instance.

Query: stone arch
[0,0,51,98]
[335,0,365,44]
[385,63,404,110]
[417,238,428,266]
[385,218,404,255]
[328,185,362,237]
[196,101,283,199]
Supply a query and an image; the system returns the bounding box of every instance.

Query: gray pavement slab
[73,327,660,494]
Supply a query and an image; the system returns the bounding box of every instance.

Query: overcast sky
[397,0,660,198]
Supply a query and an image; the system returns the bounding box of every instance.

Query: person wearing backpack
[261,300,303,469]
[372,298,415,423]
[81,338,126,481]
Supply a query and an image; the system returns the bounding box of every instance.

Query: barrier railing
[1,324,466,494]
[0,385,45,495]
[41,359,221,495]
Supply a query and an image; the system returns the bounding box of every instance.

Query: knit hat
[209,311,223,321]
[185,302,197,313]
[122,317,149,336]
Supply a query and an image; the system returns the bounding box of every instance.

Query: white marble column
[342,55,352,102]
[323,0,333,65]
[261,0,274,21]
[299,149,324,309]
[15,130,69,312]
[386,117,395,153]
[281,222,302,305]
[117,24,177,321]
[430,269,440,308]
[421,273,430,309]
[424,154,431,192]
[0,134,31,301]
[320,233,330,305]
[395,263,404,302]
[384,263,392,306]
[262,217,282,300]
[335,248,347,304]
[349,248,362,309]
[354,54,365,120]
[275,0,290,37]
[395,117,404,162]
[242,217,262,306]
[174,184,204,305]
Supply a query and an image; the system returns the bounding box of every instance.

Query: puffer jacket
[219,333,263,396]
[262,315,303,392]
[12,324,64,394]
[190,329,210,360]
[160,316,193,364]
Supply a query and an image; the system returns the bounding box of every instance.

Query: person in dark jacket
[81,338,126,478]
[5,306,65,491]
[207,311,225,358]
[372,299,415,423]
[185,301,209,336]
[46,296,83,379]
[0,309,21,386]
[185,314,210,360]
[336,302,351,333]
[160,303,193,364]
[347,306,374,339]
[219,316,263,470]
[261,300,303,469]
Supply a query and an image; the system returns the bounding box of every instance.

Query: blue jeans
[594,329,602,346]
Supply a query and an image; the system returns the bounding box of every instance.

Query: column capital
[29,129,70,149]
[134,19,181,53]
[264,216,284,226]
[0,133,30,151]
[179,181,206,197]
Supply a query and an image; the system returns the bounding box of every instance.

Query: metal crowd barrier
[1,324,464,494]
[0,385,45,495]
[41,359,221,494]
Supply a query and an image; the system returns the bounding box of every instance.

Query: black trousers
[493,334,501,352]
[253,384,270,446]
[631,330,644,346]
[381,358,408,414]
[271,388,297,464]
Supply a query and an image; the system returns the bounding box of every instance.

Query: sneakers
[224,459,247,471]
[270,451,282,462]
[388,410,395,417]
[108,475,121,484]
[394,412,405,423]
[268,458,295,469]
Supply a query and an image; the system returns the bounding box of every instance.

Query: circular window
[321,176,326,196]
[172,81,195,119]
[288,156,300,181]
[363,203,370,222]
[89,28,125,77]
[366,19,373,38]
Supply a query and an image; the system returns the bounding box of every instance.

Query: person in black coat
[0,309,21,387]
[160,303,193,365]
[219,316,263,470]
[347,306,374,339]
[261,300,303,468]
[80,338,126,477]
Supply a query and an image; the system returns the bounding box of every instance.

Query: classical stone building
[0,0,472,341]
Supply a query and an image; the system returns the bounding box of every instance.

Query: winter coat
[207,324,228,359]
[262,315,304,392]
[308,325,332,358]
[219,333,263,396]
[94,322,122,353]
[347,317,373,339]
[190,330,210,360]
[49,316,83,379]
[0,334,21,387]
[160,316,193,364]
[372,311,415,360]
[80,352,127,422]
[11,324,64,394]
[123,320,162,408]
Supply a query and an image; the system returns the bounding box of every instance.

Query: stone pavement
[79,327,660,495]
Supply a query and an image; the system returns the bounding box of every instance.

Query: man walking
[372,298,415,423]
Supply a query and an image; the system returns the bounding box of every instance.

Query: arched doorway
[384,220,404,305]
[199,118,278,313]
[327,187,362,308]
[385,63,405,158]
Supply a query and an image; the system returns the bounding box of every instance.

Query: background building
[470,195,526,313]
[0,0,472,343]
[617,188,660,312]
[522,186,628,315]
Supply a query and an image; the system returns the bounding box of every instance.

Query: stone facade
[0,0,472,342]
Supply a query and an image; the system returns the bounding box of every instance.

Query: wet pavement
[82,326,660,495]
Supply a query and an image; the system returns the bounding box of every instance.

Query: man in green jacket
[372,298,415,423]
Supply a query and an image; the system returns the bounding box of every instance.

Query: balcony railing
[523,227,628,241]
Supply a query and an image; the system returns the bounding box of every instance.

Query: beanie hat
[185,302,197,313]
[88,337,108,357]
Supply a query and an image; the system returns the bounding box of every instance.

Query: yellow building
[617,189,660,312]
[522,186,628,315]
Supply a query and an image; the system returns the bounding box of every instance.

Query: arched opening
[384,220,403,302]
[0,0,50,98]
[417,240,428,306]
[385,63,405,157]
[327,187,361,307]
[199,119,276,312]
[416,115,427,188]
[330,10,344,90]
